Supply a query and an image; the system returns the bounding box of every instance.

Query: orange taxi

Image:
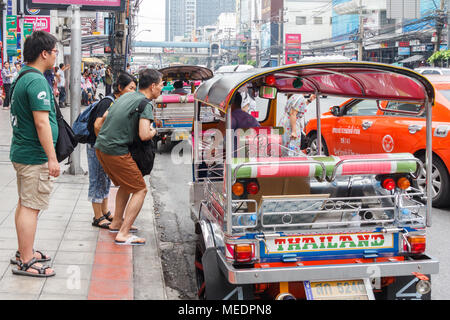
[304,75,450,207]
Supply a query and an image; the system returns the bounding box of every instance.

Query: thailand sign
[265,233,394,254]
[27,0,125,11]
[285,34,301,65]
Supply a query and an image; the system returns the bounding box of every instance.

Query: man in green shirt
[95,69,162,245]
[9,31,59,277]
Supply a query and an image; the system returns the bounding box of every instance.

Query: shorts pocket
[38,173,54,194]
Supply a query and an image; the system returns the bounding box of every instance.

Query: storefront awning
[399,54,424,64]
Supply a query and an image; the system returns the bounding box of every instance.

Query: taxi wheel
[194,235,206,300]
[415,155,450,208]
[307,132,329,156]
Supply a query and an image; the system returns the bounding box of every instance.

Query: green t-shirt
[94,91,154,156]
[9,66,58,165]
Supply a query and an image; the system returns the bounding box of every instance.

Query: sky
[136,0,165,41]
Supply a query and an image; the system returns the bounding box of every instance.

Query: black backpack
[128,98,157,176]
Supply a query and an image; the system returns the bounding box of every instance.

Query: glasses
[48,49,58,56]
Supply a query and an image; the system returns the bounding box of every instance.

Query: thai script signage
[27,0,125,11]
[285,34,301,65]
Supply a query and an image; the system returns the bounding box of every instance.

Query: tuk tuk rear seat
[232,153,418,182]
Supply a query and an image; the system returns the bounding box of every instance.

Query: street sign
[26,0,125,11]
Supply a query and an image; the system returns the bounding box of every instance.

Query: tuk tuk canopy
[158,65,213,81]
[195,62,435,112]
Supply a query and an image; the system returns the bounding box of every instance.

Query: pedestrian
[104,66,113,96]
[9,30,59,277]
[88,72,137,229]
[279,93,316,155]
[94,68,162,245]
[57,63,69,107]
[1,61,14,109]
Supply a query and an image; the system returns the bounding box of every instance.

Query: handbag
[128,98,156,176]
[54,99,78,162]
[10,68,77,162]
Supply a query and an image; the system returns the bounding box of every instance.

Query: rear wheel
[307,132,329,156]
[414,154,450,208]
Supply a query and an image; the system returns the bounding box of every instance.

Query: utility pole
[68,5,83,175]
[1,0,7,64]
[357,0,364,61]
[277,8,282,66]
[435,0,445,52]
[447,0,450,50]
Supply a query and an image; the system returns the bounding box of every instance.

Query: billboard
[285,34,301,65]
[27,0,125,11]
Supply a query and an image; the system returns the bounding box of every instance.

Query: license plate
[304,279,372,300]
[175,132,188,141]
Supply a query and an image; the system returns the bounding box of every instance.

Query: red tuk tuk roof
[194,62,435,112]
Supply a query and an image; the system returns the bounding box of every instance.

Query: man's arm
[32,110,60,177]
[138,118,157,141]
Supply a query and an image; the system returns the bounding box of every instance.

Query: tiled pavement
[0,104,166,300]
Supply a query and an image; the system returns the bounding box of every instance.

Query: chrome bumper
[217,251,439,285]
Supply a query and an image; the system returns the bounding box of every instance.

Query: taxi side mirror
[331,106,340,116]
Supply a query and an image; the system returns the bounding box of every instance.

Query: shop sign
[410,40,420,46]
[285,33,301,65]
[18,16,51,33]
[23,23,34,39]
[380,42,389,48]
[412,45,425,52]
[396,41,410,47]
[398,47,410,55]
[6,15,18,56]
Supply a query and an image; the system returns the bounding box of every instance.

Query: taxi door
[331,99,379,155]
[369,102,425,154]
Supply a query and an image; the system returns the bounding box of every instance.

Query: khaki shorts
[12,162,55,211]
[95,149,147,194]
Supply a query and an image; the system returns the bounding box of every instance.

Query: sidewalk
[0,103,167,300]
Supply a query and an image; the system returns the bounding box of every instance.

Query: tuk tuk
[154,65,213,147]
[190,62,439,300]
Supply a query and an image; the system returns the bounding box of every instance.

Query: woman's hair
[113,72,137,94]
[23,31,57,63]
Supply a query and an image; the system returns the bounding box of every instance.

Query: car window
[421,70,440,75]
[439,89,450,102]
[344,99,378,116]
[384,102,424,117]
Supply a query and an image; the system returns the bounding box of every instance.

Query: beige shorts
[12,162,55,211]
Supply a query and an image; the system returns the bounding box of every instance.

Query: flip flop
[10,250,51,265]
[12,257,56,278]
[114,235,146,246]
[109,226,138,233]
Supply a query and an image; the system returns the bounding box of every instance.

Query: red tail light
[382,178,396,191]
[234,244,254,263]
[246,182,259,195]
[407,235,426,254]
